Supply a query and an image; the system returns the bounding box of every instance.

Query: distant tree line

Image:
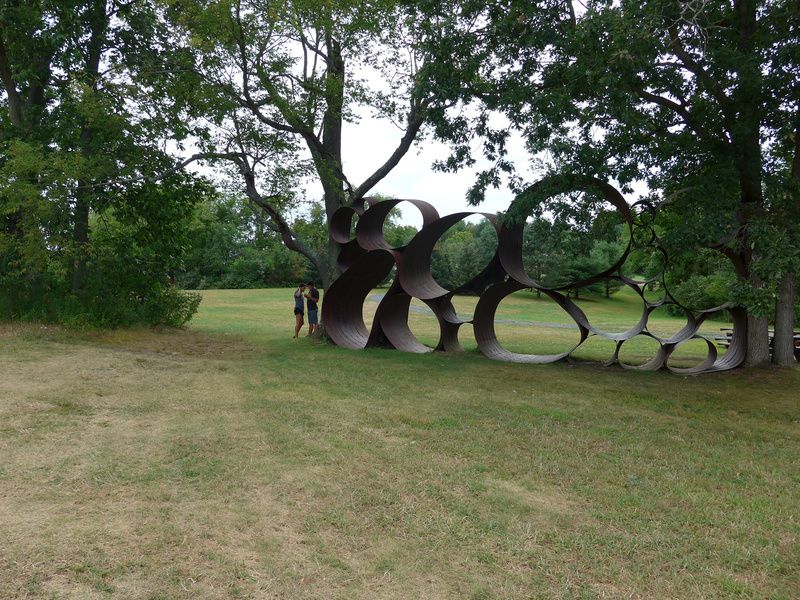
[178,195,312,290]
[426,210,627,301]
[176,195,417,290]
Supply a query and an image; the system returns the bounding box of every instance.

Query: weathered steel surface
[321,177,745,374]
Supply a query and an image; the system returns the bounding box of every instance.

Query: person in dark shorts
[293,283,306,338]
[304,281,320,336]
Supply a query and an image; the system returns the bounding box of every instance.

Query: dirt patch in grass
[87,327,254,358]
[0,321,254,359]
[0,322,63,340]
[485,478,576,515]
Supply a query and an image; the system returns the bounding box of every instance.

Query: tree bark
[745,313,771,367]
[71,190,91,293]
[0,30,24,127]
[773,124,800,366]
[70,0,107,293]
[732,0,770,367]
[773,271,796,367]
[744,266,771,367]
[319,32,346,287]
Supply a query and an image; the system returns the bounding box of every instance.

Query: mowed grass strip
[0,289,797,599]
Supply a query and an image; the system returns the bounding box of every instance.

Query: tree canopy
[413,0,799,366]
[161,0,446,287]
[0,0,206,325]
[0,0,796,367]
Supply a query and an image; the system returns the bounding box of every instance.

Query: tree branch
[228,1,318,141]
[566,1,576,28]
[179,139,325,273]
[296,24,328,61]
[53,152,246,191]
[637,88,728,146]
[351,102,427,201]
[667,25,732,118]
[177,151,246,169]
[0,27,24,127]
[238,161,323,270]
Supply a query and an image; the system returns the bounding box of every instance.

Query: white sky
[303,113,538,228]
[302,112,647,228]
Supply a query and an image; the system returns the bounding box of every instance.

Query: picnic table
[713,328,800,360]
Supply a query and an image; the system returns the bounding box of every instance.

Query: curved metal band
[322,179,747,375]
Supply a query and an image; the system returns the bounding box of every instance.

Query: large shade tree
[414,0,799,367]
[0,0,206,324]
[165,0,447,289]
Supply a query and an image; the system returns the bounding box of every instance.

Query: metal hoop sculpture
[322,176,745,374]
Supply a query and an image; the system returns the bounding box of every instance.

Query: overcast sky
[302,113,538,228]
[300,112,648,228]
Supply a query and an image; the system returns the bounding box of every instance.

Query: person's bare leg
[294,314,303,338]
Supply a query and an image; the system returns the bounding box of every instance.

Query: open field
[1,288,798,599]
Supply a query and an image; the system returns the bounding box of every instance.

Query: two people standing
[293,281,320,338]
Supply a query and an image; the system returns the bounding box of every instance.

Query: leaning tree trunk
[745,271,771,367]
[773,271,796,367]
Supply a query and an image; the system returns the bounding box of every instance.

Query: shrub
[0,181,204,328]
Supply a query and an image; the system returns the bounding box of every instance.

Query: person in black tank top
[293,283,306,338]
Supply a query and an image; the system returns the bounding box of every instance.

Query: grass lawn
[370,286,733,367]
[1,288,798,599]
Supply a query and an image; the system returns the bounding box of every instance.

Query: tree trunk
[773,124,800,367]
[320,33,346,287]
[731,0,770,368]
[773,271,796,367]
[744,271,770,368]
[70,2,106,293]
[318,268,332,293]
[311,321,327,340]
[71,126,94,293]
[743,266,771,366]
[71,189,90,293]
[745,313,770,367]
[0,33,24,127]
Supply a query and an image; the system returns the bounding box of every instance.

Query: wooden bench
[713,328,800,360]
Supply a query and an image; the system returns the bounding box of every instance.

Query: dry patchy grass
[1,289,798,599]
